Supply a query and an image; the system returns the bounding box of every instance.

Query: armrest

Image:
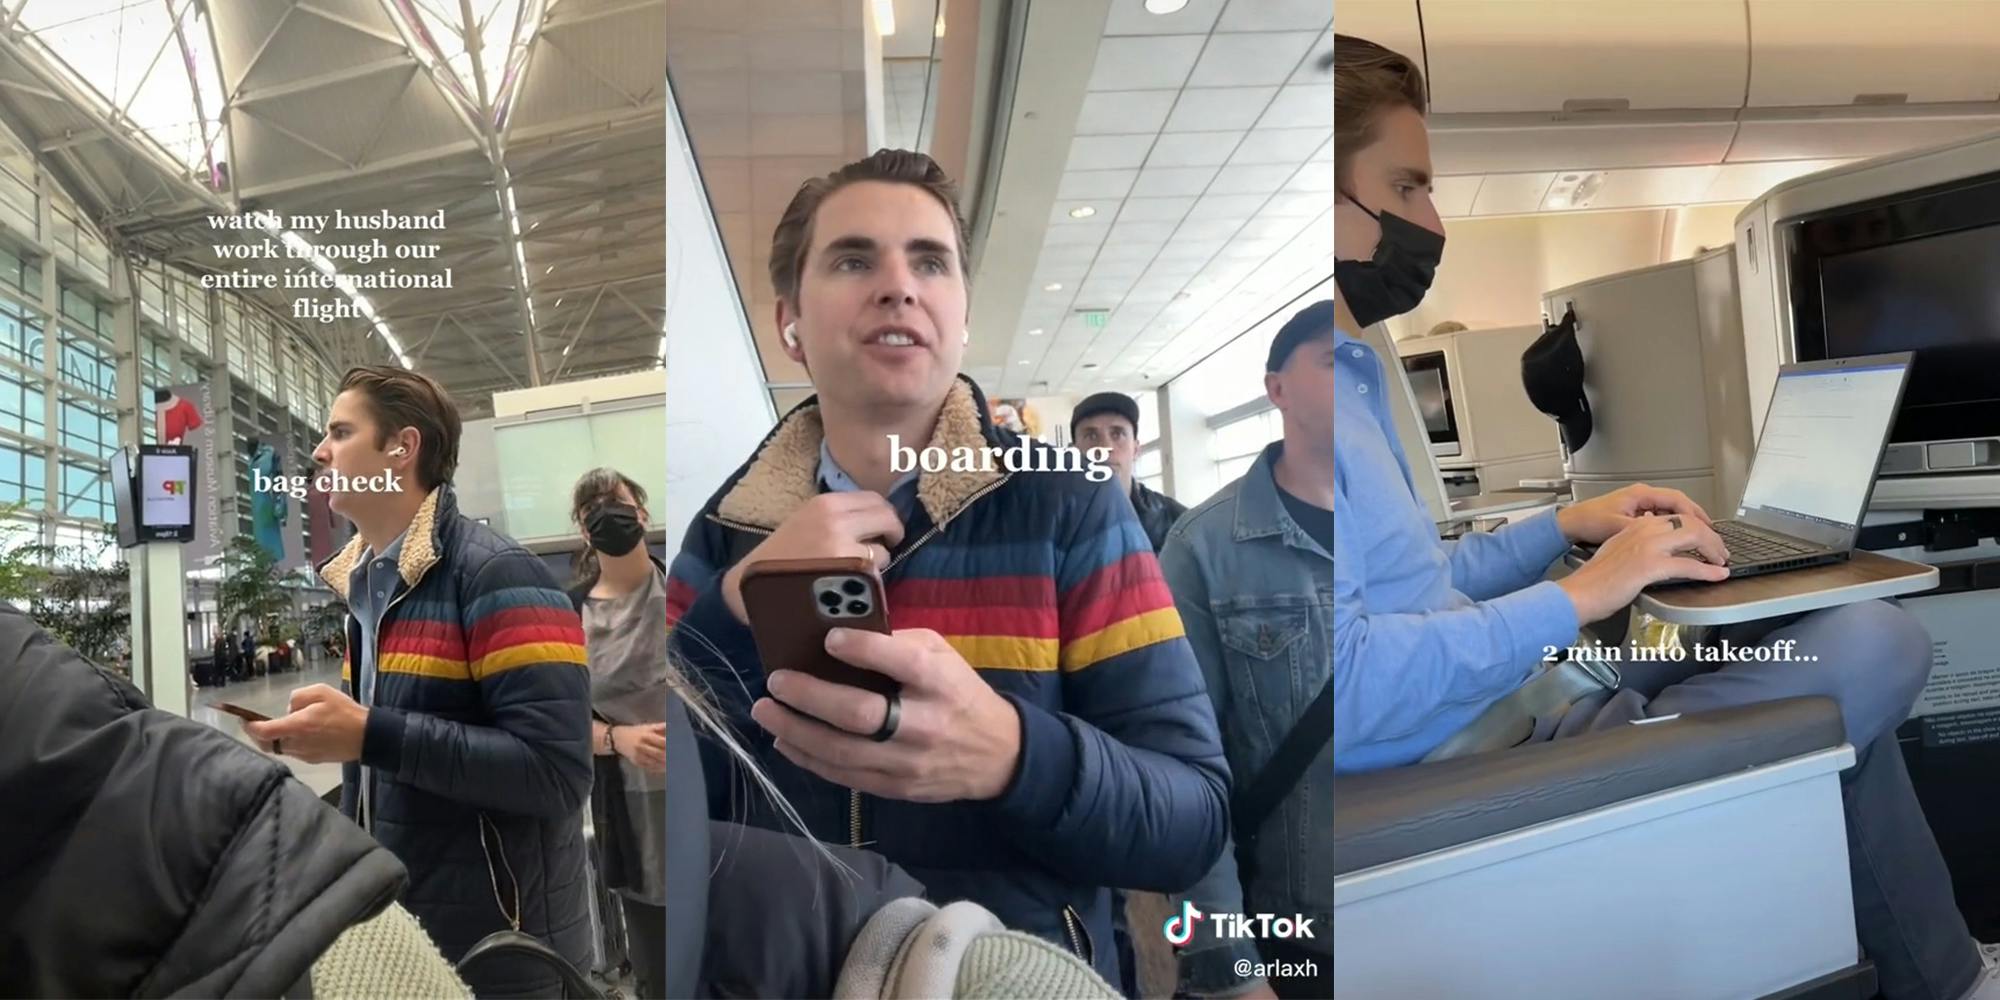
[1335,696,1846,876]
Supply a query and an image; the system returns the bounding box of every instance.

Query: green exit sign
[1079,310,1109,329]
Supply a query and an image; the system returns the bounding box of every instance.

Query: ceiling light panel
[1068,134,1153,171]
[1060,169,1140,200]
[1089,36,1206,91]
[1230,127,1332,166]
[1148,131,1246,168]
[1118,196,1198,222]
[1076,90,1180,134]
[1189,31,1319,88]
[1165,87,1278,132]
[1132,165,1220,197]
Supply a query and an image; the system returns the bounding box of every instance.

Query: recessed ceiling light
[1144,0,1190,12]
[1018,360,1031,365]
[1069,206,1096,219]
[1044,283,1063,292]
[1028,328,1045,336]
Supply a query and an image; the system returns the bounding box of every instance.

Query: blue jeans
[1562,600,1980,1000]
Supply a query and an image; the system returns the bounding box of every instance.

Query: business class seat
[1334,696,1879,1000]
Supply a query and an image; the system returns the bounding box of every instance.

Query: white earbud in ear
[963,328,970,345]
[388,446,408,457]
[782,322,799,349]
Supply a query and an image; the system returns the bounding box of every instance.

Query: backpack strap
[1233,678,1332,845]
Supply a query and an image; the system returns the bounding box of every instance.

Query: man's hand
[614,722,668,773]
[1556,483,1715,546]
[242,683,367,764]
[721,493,906,625]
[1558,514,1731,622]
[749,627,1022,803]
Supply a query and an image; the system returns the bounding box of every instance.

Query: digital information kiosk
[115,444,197,716]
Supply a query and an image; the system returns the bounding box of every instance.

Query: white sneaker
[1961,941,2000,1000]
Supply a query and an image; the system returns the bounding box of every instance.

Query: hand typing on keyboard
[1555,483,1716,546]
[1559,511,1733,622]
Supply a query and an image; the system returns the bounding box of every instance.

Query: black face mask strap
[1338,188,1383,223]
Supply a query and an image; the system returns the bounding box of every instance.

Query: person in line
[1069,388,1189,993]
[665,148,1230,993]
[0,602,415,997]
[244,365,595,998]
[1326,34,1994,1000]
[568,467,672,999]
[1071,391,1185,553]
[1159,304,1336,999]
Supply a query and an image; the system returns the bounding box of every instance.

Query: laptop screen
[1737,360,1910,532]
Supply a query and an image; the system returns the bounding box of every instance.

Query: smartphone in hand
[740,556,899,698]
[214,702,272,724]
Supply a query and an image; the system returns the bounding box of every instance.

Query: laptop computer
[1572,351,1914,582]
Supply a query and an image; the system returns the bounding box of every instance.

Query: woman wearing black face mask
[567,467,670,998]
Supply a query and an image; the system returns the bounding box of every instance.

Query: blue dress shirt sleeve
[1441,508,1572,602]
[1334,485,1581,757]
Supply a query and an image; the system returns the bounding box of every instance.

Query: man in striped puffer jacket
[666,149,1229,995]
[248,365,593,998]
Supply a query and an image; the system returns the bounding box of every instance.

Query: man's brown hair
[768,149,971,306]
[1334,34,1429,188]
[338,365,462,491]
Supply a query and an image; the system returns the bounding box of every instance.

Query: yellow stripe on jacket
[471,640,588,680]
[1059,606,1186,672]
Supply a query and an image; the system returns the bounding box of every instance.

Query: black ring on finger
[870,690,901,742]
[1667,515,1683,531]
[273,739,282,755]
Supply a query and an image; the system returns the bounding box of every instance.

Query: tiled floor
[191,658,346,797]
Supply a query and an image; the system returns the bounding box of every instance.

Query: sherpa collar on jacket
[318,484,449,601]
[716,376,1006,531]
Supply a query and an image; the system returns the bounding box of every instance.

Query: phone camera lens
[842,578,865,596]
[846,600,868,616]
[818,590,841,607]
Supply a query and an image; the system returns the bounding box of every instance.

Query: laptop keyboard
[1712,521,1818,564]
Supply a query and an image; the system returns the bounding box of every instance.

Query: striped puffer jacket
[667,376,1231,993]
[320,483,593,997]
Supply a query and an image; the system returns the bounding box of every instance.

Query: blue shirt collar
[350,528,409,585]
[818,437,920,497]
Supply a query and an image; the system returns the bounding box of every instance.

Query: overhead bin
[1429,119,1738,175]
[1747,0,2000,107]
[1420,0,1747,114]
[1730,110,2000,162]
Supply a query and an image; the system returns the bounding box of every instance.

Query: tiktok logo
[1162,900,1203,947]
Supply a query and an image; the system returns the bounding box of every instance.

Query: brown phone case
[215,702,271,724]
[740,556,899,697]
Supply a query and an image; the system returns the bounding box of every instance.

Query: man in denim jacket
[1159,303,1336,1000]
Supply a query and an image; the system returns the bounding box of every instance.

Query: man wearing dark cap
[1157,300,1338,999]
[1071,391,1187,552]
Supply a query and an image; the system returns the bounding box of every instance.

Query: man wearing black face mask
[568,467,671,999]
[1332,34,1995,1000]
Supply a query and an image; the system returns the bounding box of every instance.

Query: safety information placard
[1908,590,2000,745]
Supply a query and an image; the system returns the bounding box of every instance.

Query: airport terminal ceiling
[0,0,668,418]
[668,0,1335,414]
